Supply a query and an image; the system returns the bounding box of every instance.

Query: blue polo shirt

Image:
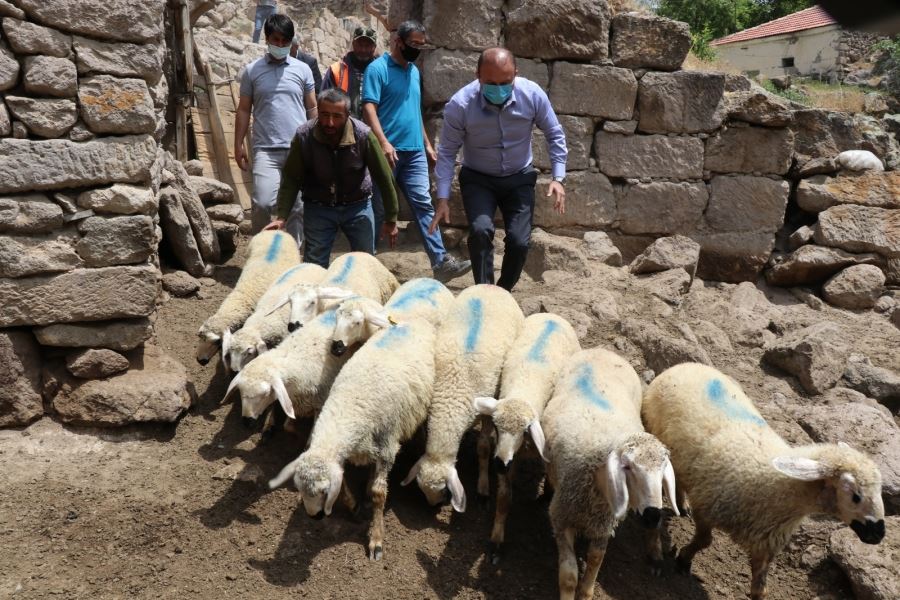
[361,53,424,151]
[239,55,315,150]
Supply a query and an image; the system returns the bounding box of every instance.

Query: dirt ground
[4,233,895,600]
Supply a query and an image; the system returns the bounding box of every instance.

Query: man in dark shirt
[290,35,323,93]
[321,26,378,118]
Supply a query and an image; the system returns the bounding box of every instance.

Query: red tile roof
[711,5,838,46]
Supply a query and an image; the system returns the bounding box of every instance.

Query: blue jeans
[253,5,277,43]
[373,150,447,268]
[304,198,375,268]
[251,147,303,248]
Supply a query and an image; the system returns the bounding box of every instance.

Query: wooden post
[225,63,251,172]
[172,0,193,162]
[195,43,237,194]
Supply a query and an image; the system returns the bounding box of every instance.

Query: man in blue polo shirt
[361,20,471,283]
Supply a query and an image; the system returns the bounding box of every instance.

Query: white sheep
[196,230,300,365]
[472,312,581,564]
[269,316,436,561]
[835,149,884,172]
[403,284,525,512]
[542,348,678,600]
[642,363,886,600]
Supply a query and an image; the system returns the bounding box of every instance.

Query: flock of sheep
[195,230,886,600]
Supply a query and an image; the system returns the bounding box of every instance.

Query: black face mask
[399,40,421,62]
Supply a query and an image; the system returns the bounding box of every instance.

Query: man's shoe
[432,257,472,282]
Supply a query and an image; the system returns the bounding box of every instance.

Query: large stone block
[766,245,883,287]
[517,58,549,91]
[33,317,153,351]
[0,231,82,278]
[550,63,636,119]
[796,171,900,213]
[78,75,156,135]
[706,176,789,233]
[792,109,899,161]
[1,18,71,57]
[65,348,129,379]
[814,204,900,258]
[638,71,726,134]
[534,171,615,228]
[72,35,164,84]
[0,44,18,91]
[616,181,707,235]
[163,153,220,264]
[705,126,794,175]
[725,91,792,127]
[423,0,503,51]
[822,264,886,310]
[763,322,850,394]
[158,188,206,277]
[696,231,776,282]
[0,101,8,136]
[421,49,477,106]
[0,265,159,327]
[595,131,704,179]
[4,96,77,138]
[0,0,24,19]
[189,176,234,205]
[75,215,156,267]
[0,135,157,194]
[506,0,610,60]
[533,115,594,171]
[0,194,64,233]
[77,183,157,215]
[0,329,43,427]
[14,0,165,44]
[23,55,77,97]
[611,13,690,71]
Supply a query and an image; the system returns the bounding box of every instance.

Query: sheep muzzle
[851,519,885,544]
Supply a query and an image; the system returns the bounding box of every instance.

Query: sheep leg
[675,516,712,574]
[555,527,578,600]
[749,552,774,600]
[340,478,358,515]
[476,415,492,503]
[676,486,691,517]
[367,461,390,561]
[646,525,664,576]
[489,459,517,565]
[576,537,608,600]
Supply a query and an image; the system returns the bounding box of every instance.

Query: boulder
[533,115,594,171]
[183,160,204,176]
[33,318,153,351]
[158,188,206,277]
[814,204,900,258]
[205,203,244,224]
[797,156,838,178]
[0,102,9,136]
[620,318,712,373]
[423,0,502,51]
[0,329,43,427]
[704,126,794,175]
[46,345,192,427]
[77,184,157,215]
[705,175,789,233]
[0,194,64,233]
[583,231,622,266]
[788,224,814,250]
[523,228,591,282]
[792,110,898,161]
[886,258,900,286]
[595,131,704,179]
[516,58,550,90]
[616,181,707,235]
[822,264,886,310]
[72,35,163,83]
[874,295,896,314]
[843,354,900,405]
[0,0,24,19]
[638,71,726,134]
[75,215,156,267]
[14,0,165,44]
[23,55,78,97]
[65,348,129,379]
[609,12,690,71]
[0,44,18,91]
[420,49,477,106]
[163,153,220,264]
[697,231,778,283]
[549,63,636,119]
[0,264,159,327]
[766,245,883,287]
[725,91,793,127]
[863,92,889,117]
[78,75,156,135]
[189,175,233,204]
[796,171,900,213]
[633,268,692,306]
[830,516,900,600]
[533,171,615,228]
[506,0,610,60]
[763,322,849,394]
[3,96,77,138]
[212,220,240,254]
[0,231,82,278]
[1,18,71,57]
[162,271,200,297]
[630,235,700,278]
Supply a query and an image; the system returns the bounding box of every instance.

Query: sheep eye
[852,493,862,504]
[622,465,631,471]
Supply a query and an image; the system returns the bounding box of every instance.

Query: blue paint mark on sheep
[706,379,766,426]
[375,325,409,349]
[526,320,560,364]
[386,279,441,311]
[574,363,610,410]
[464,298,483,353]
[275,265,303,285]
[329,256,355,285]
[264,234,283,263]
[317,309,337,328]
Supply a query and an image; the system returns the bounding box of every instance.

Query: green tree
[656,0,817,41]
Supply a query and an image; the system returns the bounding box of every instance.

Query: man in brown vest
[321,26,379,118]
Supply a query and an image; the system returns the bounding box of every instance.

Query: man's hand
[263,219,285,231]
[381,140,398,169]
[428,199,450,234]
[235,144,250,172]
[381,221,399,249]
[425,145,437,169]
[548,181,566,214]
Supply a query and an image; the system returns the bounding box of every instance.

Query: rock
[609,12,690,71]
[549,63,636,119]
[0,43,19,91]
[534,171,615,228]
[874,296,895,314]
[595,131,704,179]
[792,110,899,162]
[14,0,164,44]
[630,235,700,277]
[205,203,243,224]
[516,58,550,90]
[705,175,789,233]
[158,188,206,277]
[620,318,711,373]
[65,348,129,379]
[523,228,591,282]
[189,175,234,204]
[506,0,610,60]
[1,18,71,57]
[583,231,622,266]
[863,92,889,117]
[892,307,900,331]
[763,322,849,394]
[589,290,620,321]
[533,115,593,171]
[162,271,200,297]
[691,320,733,354]
[0,264,159,327]
[3,96,77,138]
[212,220,239,254]
[725,91,793,127]
[11,121,27,138]
[78,75,156,135]
[704,126,794,175]
[770,75,791,90]
[886,258,900,286]
[72,36,163,83]
[0,329,43,427]
[420,49,477,106]
[830,516,900,600]
[798,156,838,178]
[46,345,191,427]
[75,215,156,267]
[766,245,883,287]
[163,153,220,264]
[637,71,726,134]
[616,181,707,235]
[68,121,94,142]
[33,318,153,351]
[602,120,637,134]
[843,354,900,404]
[0,0,24,19]
[633,268,692,306]
[0,194,64,233]
[0,102,9,136]
[822,264,886,310]
[814,204,900,258]
[423,0,502,50]
[0,231,82,278]
[23,55,78,97]
[183,160,204,176]
[796,171,900,213]
[788,225,815,250]
[0,134,157,194]
[77,184,157,215]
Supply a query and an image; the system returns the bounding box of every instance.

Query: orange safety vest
[329,61,350,93]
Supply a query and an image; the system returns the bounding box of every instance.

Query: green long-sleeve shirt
[275,121,399,222]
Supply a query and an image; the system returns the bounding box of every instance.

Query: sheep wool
[384,278,454,325]
[321,252,399,304]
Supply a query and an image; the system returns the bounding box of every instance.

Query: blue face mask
[482,83,513,105]
[268,44,290,60]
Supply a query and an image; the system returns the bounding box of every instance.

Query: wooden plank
[193,44,237,200]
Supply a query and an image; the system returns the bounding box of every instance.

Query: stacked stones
[185,160,245,254]
[0,0,197,428]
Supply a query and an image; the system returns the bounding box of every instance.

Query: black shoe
[432,257,472,282]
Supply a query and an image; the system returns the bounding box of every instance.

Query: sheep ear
[663,457,679,517]
[266,293,291,316]
[448,466,466,513]
[473,396,498,416]
[606,450,629,521]
[323,464,344,515]
[401,456,423,486]
[222,373,242,404]
[221,329,233,371]
[255,340,268,357]
[317,286,355,301]
[271,374,296,420]
[528,420,548,462]
[288,291,308,331]
[268,455,302,490]
[365,309,391,329]
[772,456,831,481]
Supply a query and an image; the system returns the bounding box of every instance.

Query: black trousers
[459,166,538,291]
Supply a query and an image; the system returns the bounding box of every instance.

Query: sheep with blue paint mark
[472,312,581,563]
[196,230,300,366]
[403,284,525,512]
[642,363,886,600]
[542,348,678,600]
[269,316,436,561]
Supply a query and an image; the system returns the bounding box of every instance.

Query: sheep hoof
[647,557,663,577]
[489,543,503,565]
[678,506,692,518]
[368,545,383,561]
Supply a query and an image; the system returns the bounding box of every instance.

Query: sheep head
[195,323,221,365]
[294,453,343,518]
[474,396,546,466]
[226,330,268,372]
[402,455,466,513]
[331,298,390,356]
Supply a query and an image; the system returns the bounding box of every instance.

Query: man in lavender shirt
[429,47,567,291]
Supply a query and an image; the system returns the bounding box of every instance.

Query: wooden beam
[194,43,237,195]
[225,63,252,175]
